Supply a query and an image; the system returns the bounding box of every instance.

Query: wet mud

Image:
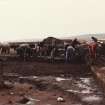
[0,61,104,105]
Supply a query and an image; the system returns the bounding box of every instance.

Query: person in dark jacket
[71,38,80,48]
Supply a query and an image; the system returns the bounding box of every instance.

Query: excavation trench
[0,61,105,105]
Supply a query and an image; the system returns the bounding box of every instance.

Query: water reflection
[55,77,71,82]
[18,75,105,104]
[65,76,105,104]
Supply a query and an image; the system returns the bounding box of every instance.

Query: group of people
[0,36,102,64]
[36,36,99,63]
[16,36,100,63]
[65,37,98,63]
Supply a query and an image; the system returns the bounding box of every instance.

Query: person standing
[88,37,97,59]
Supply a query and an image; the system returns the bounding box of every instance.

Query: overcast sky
[0,0,105,41]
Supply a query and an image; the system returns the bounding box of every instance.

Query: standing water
[55,74,105,105]
[19,74,105,105]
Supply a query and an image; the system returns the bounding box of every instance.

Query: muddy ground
[2,59,90,76]
[0,58,104,105]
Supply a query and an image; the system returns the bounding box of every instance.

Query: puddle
[14,75,105,105]
[62,76,105,104]
[82,95,103,102]
[19,76,38,79]
[66,89,81,93]
[80,78,91,85]
[77,82,90,89]
[55,77,71,82]
[81,89,92,94]
[66,89,93,94]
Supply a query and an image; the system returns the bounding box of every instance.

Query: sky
[0,0,105,42]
